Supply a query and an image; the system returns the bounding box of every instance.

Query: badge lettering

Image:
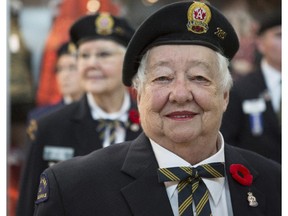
[35,173,49,204]
[214,27,227,40]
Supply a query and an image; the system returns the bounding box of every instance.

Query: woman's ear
[223,90,230,112]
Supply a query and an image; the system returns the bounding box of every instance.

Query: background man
[221,11,281,163]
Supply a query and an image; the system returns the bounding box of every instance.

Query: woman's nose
[169,79,193,104]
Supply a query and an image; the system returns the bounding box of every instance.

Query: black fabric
[56,41,71,57]
[70,13,134,47]
[221,69,281,163]
[33,133,280,216]
[16,95,142,216]
[258,10,281,35]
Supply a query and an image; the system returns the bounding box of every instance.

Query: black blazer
[221,70,281,163]
[17,95,142,216]
[33,133,281,216]
[27,99,66,122]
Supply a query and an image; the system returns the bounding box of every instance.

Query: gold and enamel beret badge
[26,119,38,141]
[68,42,77,54]
[95,13,114,35]
[187,2,211,34]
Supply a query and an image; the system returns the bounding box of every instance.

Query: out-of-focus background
[7,0,281,215]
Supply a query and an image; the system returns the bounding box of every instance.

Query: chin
[167,133,196,144]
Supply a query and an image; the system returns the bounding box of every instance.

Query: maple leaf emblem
[194,8,206,20]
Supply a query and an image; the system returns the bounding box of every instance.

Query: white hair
[215,52,233,92]
[132,49,233,93]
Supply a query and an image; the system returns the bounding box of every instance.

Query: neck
[71,92,84,102]
[156,134,220,165]
[177,143,218,165]
[92,88,126,113]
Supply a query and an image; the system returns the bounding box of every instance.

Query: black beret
[56,41,74,57]
[258,10,281,35]
[55,42,76,73]
[69,12,134,47]
[123,1,239,86]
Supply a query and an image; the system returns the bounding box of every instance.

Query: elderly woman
[17,13,142,216]
[33,2,280,216]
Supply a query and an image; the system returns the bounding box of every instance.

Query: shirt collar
[261,59,281,90]
[63,95,73,105]
[87,92,130,122]
[151,132,225,206]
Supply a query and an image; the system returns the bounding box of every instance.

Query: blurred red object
[36,0,120,106]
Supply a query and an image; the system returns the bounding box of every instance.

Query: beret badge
[95,13,114,35]
[187,2,211,34]
[68,42,77,54]
[26,119,37,141]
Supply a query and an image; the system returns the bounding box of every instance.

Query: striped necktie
[96,119,125,145]
[158,162,225,216]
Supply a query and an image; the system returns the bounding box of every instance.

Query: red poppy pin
[230,164,258,207]
[229,164,253,186]
[128,109,140,132]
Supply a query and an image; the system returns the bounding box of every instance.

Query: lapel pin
[130,123,140,132]
[128,109,140,132]
[247,192,258,207]
[229,164,258,207]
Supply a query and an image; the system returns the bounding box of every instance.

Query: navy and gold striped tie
[158,162,225,216]
[96,120,125,145]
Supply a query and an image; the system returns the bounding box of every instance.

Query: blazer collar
[71,96,103,152]
[121,136,267,216]
[225,144,266,216]
[120,133,174,216]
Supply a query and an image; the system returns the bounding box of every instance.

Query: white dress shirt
[261,59,281,113]
[87,92,130,147]
[151,132,233,216]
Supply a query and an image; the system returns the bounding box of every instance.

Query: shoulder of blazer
[44,96,87,120]
[35,97,85,130]
[224,144,280,216]
[48,140,134,182]
[225,144,280,176]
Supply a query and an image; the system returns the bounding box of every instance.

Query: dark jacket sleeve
[16,131,47,216]
[33,169,65,216]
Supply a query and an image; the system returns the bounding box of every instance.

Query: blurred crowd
[8,0,281,215]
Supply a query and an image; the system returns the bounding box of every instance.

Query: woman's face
[56,54,83,98]
[137,45,229,147]
[77,39,125,95]
[257,26,281,70]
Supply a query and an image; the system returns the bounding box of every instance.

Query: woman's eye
[97,51,113,58]
[78,53,90,59]
[194,76,208,82]
[154,76,171,82]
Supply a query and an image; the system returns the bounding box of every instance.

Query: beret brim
[122,1,239,86]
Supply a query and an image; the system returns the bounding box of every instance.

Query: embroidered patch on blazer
[35,173,49,204]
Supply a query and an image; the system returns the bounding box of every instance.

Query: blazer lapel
[120,137,269,216]
[120,133,174,216]
[257,71,281,133]
[72,96,103,155]
[225,145,266,216]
